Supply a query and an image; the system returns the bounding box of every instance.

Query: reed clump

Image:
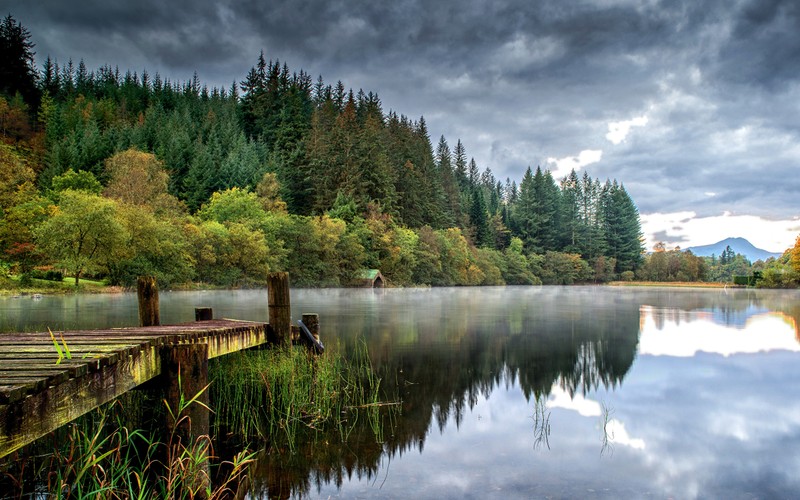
[211,342,398,450]
[0,392,254,499]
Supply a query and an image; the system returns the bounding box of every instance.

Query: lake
[2,286,800,498]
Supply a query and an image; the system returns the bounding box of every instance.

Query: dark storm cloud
[8,0,800,246]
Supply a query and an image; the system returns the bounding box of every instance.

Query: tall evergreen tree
[600,181,644,272]
[453,139,468,192]
[559,169,581,252]
[0,15,39,107]
[467,158,480,187]
[435,135,459,227]
[469,188,492,248]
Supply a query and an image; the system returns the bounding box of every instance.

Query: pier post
[195,307,213,321]
[137,276,160,327]
[268,272,291,345]
[161,343,210,444]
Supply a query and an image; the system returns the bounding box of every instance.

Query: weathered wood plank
[0,362,89,378]
[0,377,47,393]
[0,370,70,385]
[0,345,161,458]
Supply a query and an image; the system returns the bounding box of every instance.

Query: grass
[0,274,114,295]
[0,392,254,499]
[211,341,399,452]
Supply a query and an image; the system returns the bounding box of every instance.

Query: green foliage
[503,237,539,285]
[50,168,102,197]
[0,18,654,289]
[197,187,267,227]
[187,219,272,286]
[757,251,799,288]
[705,248,751,282]
[539,251,592,285]
[0,15,39,107]
[638,245,707,282]
[34,190,127,286]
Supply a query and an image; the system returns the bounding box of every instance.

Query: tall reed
[211,341,399,451]
[0,391,254,499]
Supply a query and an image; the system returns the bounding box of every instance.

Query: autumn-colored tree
[789,235,800,275]
[104,148,185,216]
[254,172,287,213]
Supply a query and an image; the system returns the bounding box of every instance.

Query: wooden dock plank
[0,361,89,378]
[0,319,269,459]
[0,370,70,386]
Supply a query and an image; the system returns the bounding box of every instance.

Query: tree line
[1,15,645,288]
[636,241,800,288]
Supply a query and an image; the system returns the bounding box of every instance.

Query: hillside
[686,237,782,262]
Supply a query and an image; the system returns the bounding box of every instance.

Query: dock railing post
[268,272,291,345]
[137,276,160,327]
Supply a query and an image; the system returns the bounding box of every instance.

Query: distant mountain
[686,237,783,262]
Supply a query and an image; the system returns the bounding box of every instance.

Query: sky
[7,0,800,253]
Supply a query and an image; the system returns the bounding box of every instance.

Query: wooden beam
[0,345,161,458]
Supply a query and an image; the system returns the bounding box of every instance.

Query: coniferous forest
[0,15,645,288]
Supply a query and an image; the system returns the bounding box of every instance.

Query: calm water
[2,286,800,499]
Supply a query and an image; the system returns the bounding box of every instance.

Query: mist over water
[2,286,800,498]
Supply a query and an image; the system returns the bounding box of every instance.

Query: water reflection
[3,287,800,498]
[640,305,800,356]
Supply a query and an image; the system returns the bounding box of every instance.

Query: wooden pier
[0,272,319,459]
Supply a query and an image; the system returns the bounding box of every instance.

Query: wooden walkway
[0,319,269,459]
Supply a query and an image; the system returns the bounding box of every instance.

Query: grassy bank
[0,275,115,295]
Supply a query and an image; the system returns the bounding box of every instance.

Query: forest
[2,14,650,289]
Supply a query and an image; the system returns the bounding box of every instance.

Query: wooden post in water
[268,272,291,345]
[161,343,210,444]
[137,276,160,327]
[195,307,213,321]
[302,313,320,343]
[160,343,210,496]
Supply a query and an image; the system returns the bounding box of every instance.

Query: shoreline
[1,280,750,296]
[607,281,743,288]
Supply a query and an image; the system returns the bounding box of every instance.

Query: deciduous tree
[35,190,127,286]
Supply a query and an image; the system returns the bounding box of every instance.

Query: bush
[28,268,64,281]
[733,275,756,286]
[620,270,635,282]
[44,270,64,281]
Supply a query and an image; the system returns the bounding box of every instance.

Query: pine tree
[514,167,537,250]
[435,135,459,226]
[453,139,468,192]
[0,15,39,107]
[469,188,492,248]
[600,181,644,272]
[467,158,480,187]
